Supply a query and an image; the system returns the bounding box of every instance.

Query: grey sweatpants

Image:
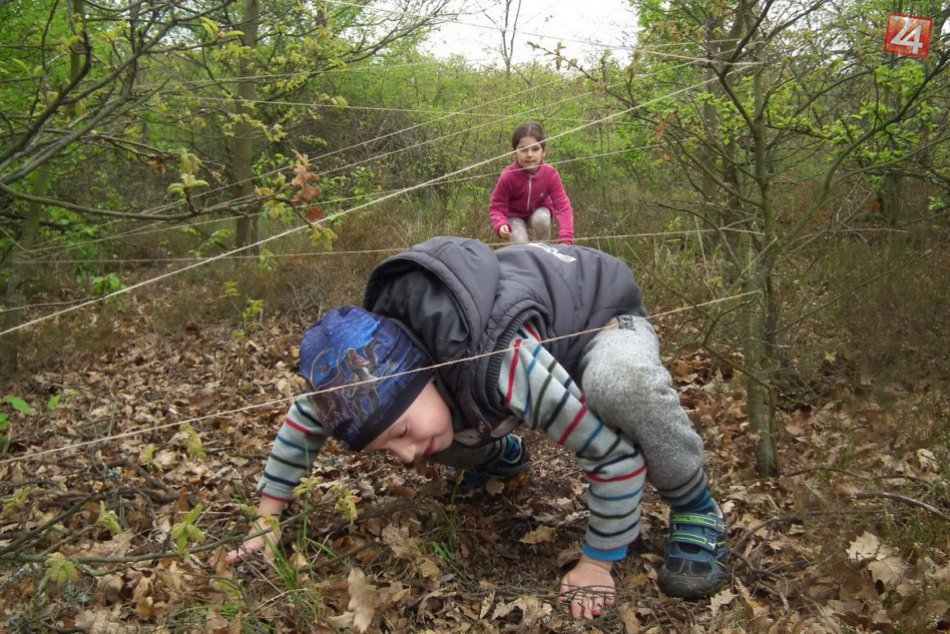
[508,207,552,243]
[434,314,708,507]
[578,315,707,506]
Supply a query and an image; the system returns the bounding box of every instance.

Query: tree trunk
[745,40,779,476]
[0,169,50,373]
[499,0,522,78]
[876,42,904,226]
[1,1,84,371]
[742,266,778,475]
[234,0,260,251]
[878,170,904,226]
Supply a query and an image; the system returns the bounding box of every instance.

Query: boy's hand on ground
[559,556,616,620]
[222,516,281,566]
[224,534,266,565]
[498,224,511,239]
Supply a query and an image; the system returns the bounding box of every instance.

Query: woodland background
[0,1,948,632]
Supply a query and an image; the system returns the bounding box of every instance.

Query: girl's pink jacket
[488,161,574,244]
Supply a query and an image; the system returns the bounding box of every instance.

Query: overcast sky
[420,0,638,67]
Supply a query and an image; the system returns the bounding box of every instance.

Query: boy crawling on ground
[226,237,729,620]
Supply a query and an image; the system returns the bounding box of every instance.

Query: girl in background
[489,122,575,244]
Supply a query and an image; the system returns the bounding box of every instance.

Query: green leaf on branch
[257,249,276,272]
[309,225,337,251]
[138,444,162,471]
[180,422,206,459]
[170,505,204,557]
[91,273,122,296]
[179,152,201,176]
[98,501,122,536]
[6,396,31,415]
[43,553,78,588]
[199,17,219,42]
[220,281,240,299]
[293,476,324,498]
[333,487,358,524]
[3,487,30,512]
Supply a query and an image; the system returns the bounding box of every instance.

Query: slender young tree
[587,0,948,474]
[0,0,230,368]
[0,0,452,369]
[155,0,452,249]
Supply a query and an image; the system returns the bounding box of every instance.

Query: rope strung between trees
[0,75,720,338]
[26,59,697,255]
[0,223,773,316]
[0,290,759,467]
[23,73,577,254]
[19,144,659,260]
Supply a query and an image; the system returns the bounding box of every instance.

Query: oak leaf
[708,587,736,617]
[347,567,379,633]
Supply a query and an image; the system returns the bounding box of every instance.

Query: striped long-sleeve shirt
[257,323,646,560]
[499,323,645,560]
[256,397,329,502]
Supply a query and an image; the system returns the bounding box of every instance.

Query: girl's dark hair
[511,122,546,149]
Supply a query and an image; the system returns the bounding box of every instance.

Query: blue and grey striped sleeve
[255,395,330,501]
[499,323,646,560]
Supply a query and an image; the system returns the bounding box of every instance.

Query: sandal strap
[669,512,727,552]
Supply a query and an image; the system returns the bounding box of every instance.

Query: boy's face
[364,379,454,463]
[514,135,547,173]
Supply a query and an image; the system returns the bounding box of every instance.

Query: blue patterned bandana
[298,306,432,450]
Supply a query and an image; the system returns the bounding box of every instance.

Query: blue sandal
[658,503,730,599]
[453,435,531,494]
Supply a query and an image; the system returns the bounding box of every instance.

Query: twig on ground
[851,490,950,522]
[781,466,931,486]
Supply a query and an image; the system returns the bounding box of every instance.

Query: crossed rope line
[1,74,720,338]
[0,290,758,468]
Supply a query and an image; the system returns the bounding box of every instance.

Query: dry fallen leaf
[735,579,767,618]
[289,550,310,571]
[490,595,552,626]
[417,556,441,581]
[492,597,520,620]
[846,531,884,562]
[98,574,124,603]
[485,478,505,495]
[74,606,124,634]
[916,447,938,467]
[618,603,641,633]
[347,567,379,633]
[520,525,556,544]
[708,587,737,618]
[867,555,907,587]
[479,590,496,619]
[381,524,422,560]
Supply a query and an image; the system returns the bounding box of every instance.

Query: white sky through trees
[421,0,637,66]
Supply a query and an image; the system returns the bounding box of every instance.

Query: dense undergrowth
[0,185,947,632]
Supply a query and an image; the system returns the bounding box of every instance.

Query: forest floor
[0,292,947,633]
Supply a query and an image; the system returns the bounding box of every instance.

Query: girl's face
[514,135,547,174]
[364,380,454,463]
